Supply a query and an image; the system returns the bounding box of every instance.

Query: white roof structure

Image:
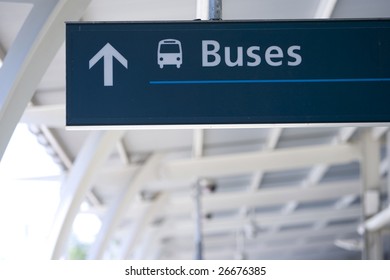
[1,0,390,260]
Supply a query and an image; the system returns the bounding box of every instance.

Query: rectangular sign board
[66,20,390,127]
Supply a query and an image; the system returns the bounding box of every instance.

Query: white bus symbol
[157,39,182,69]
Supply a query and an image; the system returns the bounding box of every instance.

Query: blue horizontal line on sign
[149,78,390,85]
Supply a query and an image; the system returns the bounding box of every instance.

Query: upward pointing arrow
[89,43,128,86]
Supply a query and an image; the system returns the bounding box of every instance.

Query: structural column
[360,129,383,259]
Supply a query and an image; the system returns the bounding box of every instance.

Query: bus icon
[157,39,182,69]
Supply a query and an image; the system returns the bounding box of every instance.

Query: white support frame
[250,128,283,191]
[120,192,169,259]
[192,129,204,158]
[165,223,356,250]
[160,223,356,260]
[163,143,360,180]
[88,153,163,259]
[364,207,390,232]
[116,138,130,165]
[48,130,123,259]
[164,180,360,217]
[239,128,282,243]
[21,104,65,128]
[0,0,91,160]
[283,128,357,211]
[157,206,360,239]
[315,0,338,18]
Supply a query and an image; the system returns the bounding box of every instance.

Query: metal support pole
[192,0,222,261]
[193,180,203,260]
[360,130,383,259]
[209,0,222,20]
[387,131,390,207]
[196,0,222,20]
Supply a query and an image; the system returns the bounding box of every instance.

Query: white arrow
[89,43,128,86]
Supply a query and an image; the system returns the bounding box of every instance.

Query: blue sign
[66,20,390,126]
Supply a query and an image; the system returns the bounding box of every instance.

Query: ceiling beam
[163,236,352,260]
[372,127,389,140]
[105,176,387,222]
[20,104,65,127]
[157,204,360,239]
[162,143,360,180]
[163,223,356,251]
[144,220,357,260]
[242,128,283,220]
[265,127,283,150]
[165,179,360,215]
[281,127,357,216]
[249,128,283,191]
[302,127,357,188]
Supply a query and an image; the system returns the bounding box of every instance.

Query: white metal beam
[192,129,204,158]
[279,0,348,223]
[303,127,357,188]
[164,237,350,260]
[162,143,360,180]
[163,180,360,217]
[39,125,104,207]
[0,0,91,160]
[120,193,169,259]
[372,126,389,140]
[115,176,390,222]
[281,127,357,217]
[265,127,283,150]
[314,0,338,18]
[250,127,283,191]
[88,153,163,260]
[163,223,356,252]
[364,207,390,232]
[20,104,65,127]
[144,218,357,260]
[116,138,130,165]
[196,0,222,20]
[133,227,160,260]
[243,128,283,219]
[158,205,360,239]
[48,131,124,259]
